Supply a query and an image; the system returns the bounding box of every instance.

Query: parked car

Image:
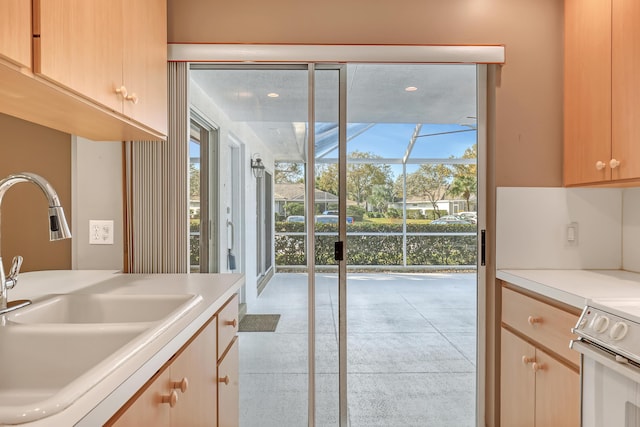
[315,214,339,224]
[458,212,477,223]
[286,215,305,223]
[431,215,472,225]
[317,213,354,223]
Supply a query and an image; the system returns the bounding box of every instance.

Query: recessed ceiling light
[405,86,418,92]
[267,92,280,98]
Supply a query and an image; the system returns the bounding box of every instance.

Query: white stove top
[591,298,640,324]
[573,298,640,363]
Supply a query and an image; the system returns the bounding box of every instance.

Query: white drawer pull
[219,375,230,385]
[225,319,237,328]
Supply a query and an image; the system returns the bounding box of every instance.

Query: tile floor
[239,272,477,427]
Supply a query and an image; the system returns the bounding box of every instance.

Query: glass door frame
[307,63,487,427]
[189,110,219,273]
[185,58,490,427]
[306,64,349,426]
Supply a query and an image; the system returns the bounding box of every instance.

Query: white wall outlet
[89,220,114,245]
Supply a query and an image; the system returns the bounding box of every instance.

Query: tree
[368,183,394,213]
[450,144,477,211]
[405,164,452,217]
[315,151,394,208]
[346,151,393,207]
[315,163,338,196]
[393,175,405,201]
[189,163,200,199]
[275,162,304,183]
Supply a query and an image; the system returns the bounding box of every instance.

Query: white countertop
[1,270,244,426]
[497,269,640,308]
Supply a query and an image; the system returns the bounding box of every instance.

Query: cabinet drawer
[502,287,579,366]
[217,294,238,360]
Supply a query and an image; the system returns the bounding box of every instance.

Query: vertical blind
[124,62,189,273]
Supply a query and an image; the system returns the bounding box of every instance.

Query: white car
[458,212,477,223]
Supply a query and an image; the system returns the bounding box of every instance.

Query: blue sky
[350,123,475,159]
[320,123,476,160]
[317,122,477,180]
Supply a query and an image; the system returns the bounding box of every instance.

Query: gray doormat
[239,314,281,332]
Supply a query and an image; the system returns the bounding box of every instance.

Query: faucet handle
[6,255,23,290]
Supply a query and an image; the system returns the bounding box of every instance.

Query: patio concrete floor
[239,272,477,427]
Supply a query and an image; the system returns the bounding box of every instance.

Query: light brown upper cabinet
[0,0,166,141]
[565,0,640,186]
[0,0,31,68]
[611,0,640,182]
[122,0,168,135]
[34,0,167,137]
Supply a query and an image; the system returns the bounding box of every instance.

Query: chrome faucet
[0,172,72,314]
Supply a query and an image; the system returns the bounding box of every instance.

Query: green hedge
[275,222,477,266]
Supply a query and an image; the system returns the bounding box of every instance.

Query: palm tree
[449,174,476,211]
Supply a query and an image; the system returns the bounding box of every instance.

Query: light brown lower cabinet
[107,317,217,427]
[107,293,239,426]
[500,328,580,427]
[218,336,239,427]
[106,367,172,427]
[500,283,580,427]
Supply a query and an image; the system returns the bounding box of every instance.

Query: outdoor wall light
[251,153,265,179]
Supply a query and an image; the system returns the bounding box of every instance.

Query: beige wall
[72,137,123,271]
[0,113,72,272]
[168,0,565,187]
[168,2,565,425]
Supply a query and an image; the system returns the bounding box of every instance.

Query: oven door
[573,340,640,427]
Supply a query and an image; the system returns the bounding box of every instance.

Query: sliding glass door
[189,63,482,427]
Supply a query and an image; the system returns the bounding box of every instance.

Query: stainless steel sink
[6,293,199,324]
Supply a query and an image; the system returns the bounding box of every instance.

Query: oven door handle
[571,340,640,384]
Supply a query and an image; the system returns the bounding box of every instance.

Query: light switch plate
[89,220,114,245]
[566,222,579,246]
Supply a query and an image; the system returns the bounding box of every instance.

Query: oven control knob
[577,318,588,329]
[609,321,629,341]
[591,315,610,333]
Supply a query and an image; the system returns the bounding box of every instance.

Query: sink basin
[0,292,203,423]
[7,293,199,324]
[0,324,148,424]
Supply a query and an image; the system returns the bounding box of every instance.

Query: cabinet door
[34,0,123,113]
[612,0,640,181]
[534,348,580,427]
[122,0,167,135]
[218,337,239,427]
[500,329,535,427]
[170,319,218,426]
[107,368,172,427]
[0,0,31,68]
[564,0,612,186]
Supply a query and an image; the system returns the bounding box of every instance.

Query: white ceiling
[190,64,477,162]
